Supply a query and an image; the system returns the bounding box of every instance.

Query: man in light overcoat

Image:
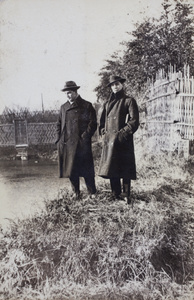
[56,81,97,199]
[98,75,139,204]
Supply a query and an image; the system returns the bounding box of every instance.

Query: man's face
[110,81,123,93]
[65,90,78,102]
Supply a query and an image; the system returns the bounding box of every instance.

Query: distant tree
[95,0,194,102]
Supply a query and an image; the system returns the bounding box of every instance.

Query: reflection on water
[0,160,69,228]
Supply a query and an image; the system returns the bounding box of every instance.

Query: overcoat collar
[60,95,82,134]
[107,89,125,115]
[65,95,81,111]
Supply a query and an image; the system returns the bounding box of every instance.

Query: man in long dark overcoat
[98,75,139,204]
[56,81,97,199]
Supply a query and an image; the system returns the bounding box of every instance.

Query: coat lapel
[66,96,80,111]
[61,97,80,133]
[107,98,119,115]
[106,90,125,116]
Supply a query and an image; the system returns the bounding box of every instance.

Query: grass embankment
[0,152,194,300]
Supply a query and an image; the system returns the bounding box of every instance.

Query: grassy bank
[0,152,194,300]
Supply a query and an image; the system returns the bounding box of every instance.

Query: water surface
[0,159,69,228]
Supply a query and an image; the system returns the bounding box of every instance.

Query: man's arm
[82,103,97,139]
[118,98,139,141]
[125,97,139,134]
[98,103,106,136]
[55,108,62,144]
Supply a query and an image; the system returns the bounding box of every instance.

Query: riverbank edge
[0,141,102,162]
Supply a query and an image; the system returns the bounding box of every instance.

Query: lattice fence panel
[145,65,194,155]
[0,124,15,146]
[27,123,56,145]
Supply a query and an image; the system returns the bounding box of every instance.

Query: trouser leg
[59,155,63,178]
[110,178,121,197]
[69,175,80,195]
[84,176,96,194]
[122,179,131,197]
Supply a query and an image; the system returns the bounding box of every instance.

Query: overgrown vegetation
[0,106,59,124]
[95,0,194,102]
[0,152,193,300]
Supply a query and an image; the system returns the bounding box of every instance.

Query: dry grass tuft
[0,152,193,300]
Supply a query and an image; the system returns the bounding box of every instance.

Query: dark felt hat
[107,75,126,87]
[61,81,80,92]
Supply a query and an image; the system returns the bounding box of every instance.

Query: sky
[0,0,164,113]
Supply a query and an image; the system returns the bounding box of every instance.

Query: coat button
[114,116,116,119]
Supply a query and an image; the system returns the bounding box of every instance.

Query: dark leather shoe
[124,197,131,204]
[116,195,125,201]
[72,193,81,200]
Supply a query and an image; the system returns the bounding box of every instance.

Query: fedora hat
[61,81,80,92]
[107,75,126,87]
